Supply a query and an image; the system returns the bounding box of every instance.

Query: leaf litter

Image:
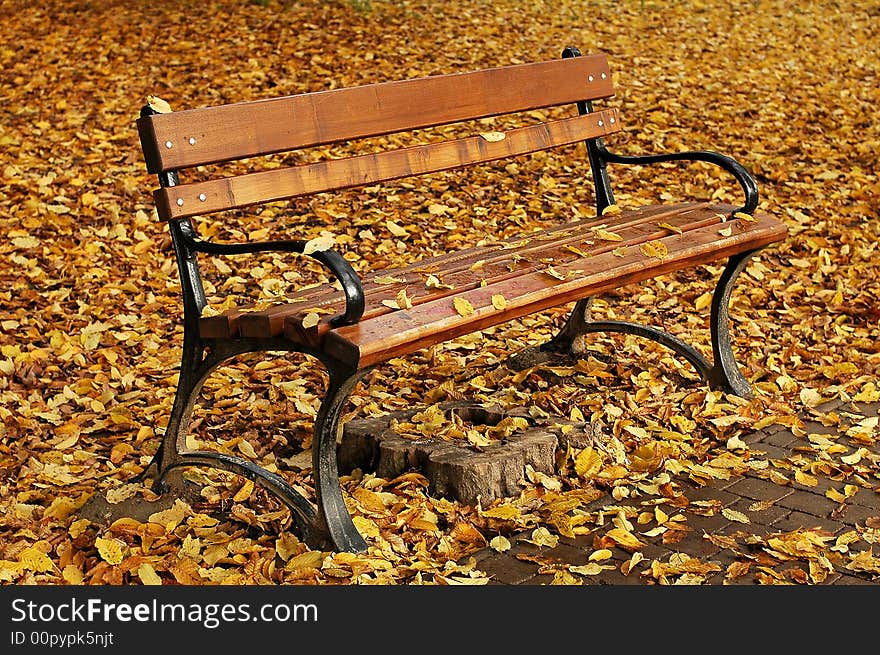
[0,0,878,587]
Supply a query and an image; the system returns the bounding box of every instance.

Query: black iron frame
[136,47,766,553]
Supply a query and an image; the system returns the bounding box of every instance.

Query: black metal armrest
[179,223,365,326]
[596,143,759,216]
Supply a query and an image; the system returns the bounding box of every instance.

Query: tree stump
[337,402,559,505]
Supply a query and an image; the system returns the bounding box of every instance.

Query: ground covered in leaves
[1,0,878,585]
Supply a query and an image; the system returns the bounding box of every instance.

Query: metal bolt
[176,198,184,206]
[601,72,607,79]
[188,137,196,145]
[588,75,594,82]
[199,193,207,202]
[598,120,604,127]
[165,140,173,149]
[610,117,616,124]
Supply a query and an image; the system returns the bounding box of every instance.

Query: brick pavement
[465,400,880,585]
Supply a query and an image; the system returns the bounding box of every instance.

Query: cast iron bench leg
[510,250,762,398]
[135,335,326,547]
[708,249,760,397]
[312,367,371,553]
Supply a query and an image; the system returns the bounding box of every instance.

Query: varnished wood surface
[138,54,613,174]
[325,210,787,368]
[201,202,708,339]
[154,110,620,220]
[197,203,788,371]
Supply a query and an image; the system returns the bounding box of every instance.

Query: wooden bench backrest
[137,53,620,221]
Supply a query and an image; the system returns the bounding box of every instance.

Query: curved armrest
[180,224,365,327]
[596,143,759,215]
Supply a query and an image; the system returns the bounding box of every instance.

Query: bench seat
[201,202,785,369]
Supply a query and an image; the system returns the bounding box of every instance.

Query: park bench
[135,47,788,553]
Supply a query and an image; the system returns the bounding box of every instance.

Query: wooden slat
[155,110,621,220]
[321,212,788,368]
[138,54,613,174]
[229,202,713,339]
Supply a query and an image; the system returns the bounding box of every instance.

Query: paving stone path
[466,400,880,585]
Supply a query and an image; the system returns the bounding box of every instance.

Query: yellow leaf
[62,565,83,585]
[594,228,623,241]
[12,236,39,249]
[481,504,520,520]
[826,488,846,503]
[95,537,126,565]
[639,240,668,259]
[794,469,818,487]
[734,211,757,223]
[479,131,506,142]
[694,291,713,311]
[612,246,628,257]
[233,478,255,502]
[375,275,406,285]
[147,95,172,113]
[351,516,380,539]
[658,221,682,234]
[395,288,413,310]
[570,563,604,576]
[621,552,644,576]
[601,204,622,216]
[18,547,54,573]
[137,563,163,586]
[385,220,408,237]
[69,518,90,538]
[238,439,257,458]
[301,312,320,329]
[453,297,475,317]
[491,294,507,310]
[721,508,750,524]
[529,527,559,548]
[589,549,613,562]
[302,234,335,255]
[575,447,603,479]
[544,266,567,280]
[718,227,733,237]
[800,388,823,407]
[726,435,747,450]
[425,274,452,289]
[286,550,326,570]
[489,536,511,552]
[606,527,645,551]
[564,244,591,257]
[148,499,192,531]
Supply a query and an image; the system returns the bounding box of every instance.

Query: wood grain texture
[322,212,788,368]
[155,109,620,220]
[138,54,613,174]
[202,203,708,339]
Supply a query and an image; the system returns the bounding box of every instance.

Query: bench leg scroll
[707,250,758,398]
[509,248,760,399]
[507,297,713,380]
[134,337,337,550]
[312,368,371,553]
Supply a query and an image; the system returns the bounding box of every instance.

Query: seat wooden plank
[155,110,621,220]
[222,203,706,339]
[204,202,718,339]
[236,203,718,337]
[322,213,787,368]
[138,54,613,174]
